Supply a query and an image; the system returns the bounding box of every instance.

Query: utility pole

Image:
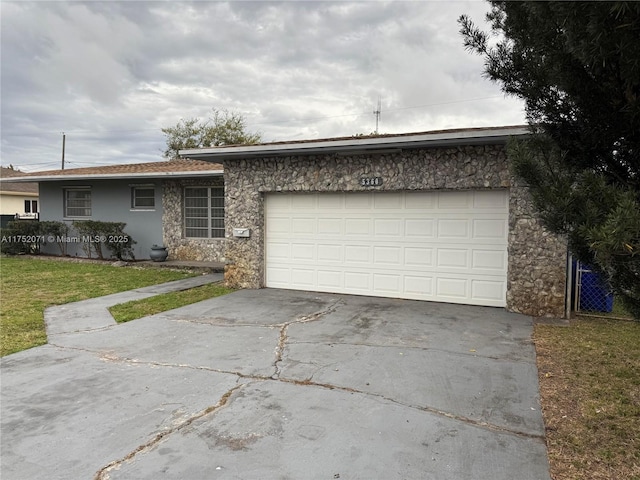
[373,97,381,134]
[61,132,66,170]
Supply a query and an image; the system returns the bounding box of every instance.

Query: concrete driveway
[1,281,550,480]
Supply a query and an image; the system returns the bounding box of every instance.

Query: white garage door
[265,190,508,307]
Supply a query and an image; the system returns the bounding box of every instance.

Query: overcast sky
[1,0,525,172]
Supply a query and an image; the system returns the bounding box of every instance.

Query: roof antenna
[373,97,381,135]
[61,132,66,170]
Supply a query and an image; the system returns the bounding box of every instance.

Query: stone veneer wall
[223,144,567,317]
[162,177,226,262]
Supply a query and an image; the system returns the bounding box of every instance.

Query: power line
[47,95,505,135]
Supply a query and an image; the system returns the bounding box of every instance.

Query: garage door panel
[344,245,371,263]
[472,218,508,240]
[267,195,292,209]
[267,217,290,234]
[437,219,469,239]
[404,276,434,296]
[318,195,343,209]
[345,194,372,209]
[291,218,315,235]
[471,279,506,302]
[438,191,472,208]
[373,246,402,265]
[317,244,342,262]
[404,247,434,267]
[345,272,370,291]
[265,191,507,307]
[436,277,468,299]
[291,244,314,261]
[405,219,435,237]
[318,218,342,235]
[290,195,315,209]
[374,193,403,209]
[405,192,436,209]
[437,249,470,269]
[374,219,402,236]
[345,218,371,235]
[472,250,507,271]
[317,270,343,288]
[266,267,291,286]
[373,273,401,292]
[267,242,290,260]
[291,269,315,287]
[473,190,508,209]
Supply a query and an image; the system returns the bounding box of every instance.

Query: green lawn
[0,257,197,356]
[109,282,234,323]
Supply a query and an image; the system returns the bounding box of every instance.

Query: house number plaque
[360,177,383,187]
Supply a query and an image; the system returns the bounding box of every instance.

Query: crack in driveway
[93,383,247,480]
[49,342,542,442]
[271,300,343,379]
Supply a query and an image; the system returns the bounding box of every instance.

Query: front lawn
[535,318,640,480]
[0,257,197,356]
[109,282,234,323]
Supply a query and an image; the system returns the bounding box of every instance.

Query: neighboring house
[0,167,39,227]
[4,159,224,261]
[181,125,568,318]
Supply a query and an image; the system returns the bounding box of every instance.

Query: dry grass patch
[535,318,640,480]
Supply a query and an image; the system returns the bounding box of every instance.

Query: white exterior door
[265,190,508,307]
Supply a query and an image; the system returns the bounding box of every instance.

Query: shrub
[71,220,136,260]
[0,220,42,254]
[39,221,70,255]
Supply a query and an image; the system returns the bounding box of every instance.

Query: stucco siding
[0,193,37,216]
[38,180,163,259]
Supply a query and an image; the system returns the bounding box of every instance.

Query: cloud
[0,0,523,172]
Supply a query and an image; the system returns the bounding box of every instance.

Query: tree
[162,108,261,159]
[459,2,640,319]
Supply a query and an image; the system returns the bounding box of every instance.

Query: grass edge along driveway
[108,282,234,323]
[0,257,198,357]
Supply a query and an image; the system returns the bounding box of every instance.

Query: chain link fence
[572,259,632,319]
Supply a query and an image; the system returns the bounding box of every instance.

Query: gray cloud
[1,0,523,172]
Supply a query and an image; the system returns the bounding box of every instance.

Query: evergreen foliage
[460,2,640,318]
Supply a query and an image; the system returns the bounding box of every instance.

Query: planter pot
[149,245,168,262]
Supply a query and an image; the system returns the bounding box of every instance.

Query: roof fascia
[181,127,528,161]
[0,170,223,183]
[0,190,39,196]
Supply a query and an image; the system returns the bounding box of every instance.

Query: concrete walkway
[44,273,223,337]
[1,285,551,480]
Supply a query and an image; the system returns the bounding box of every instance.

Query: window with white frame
[64,188,91,217]
[131,186,155,209]
[24,199,38,214]
[184,186,224,238]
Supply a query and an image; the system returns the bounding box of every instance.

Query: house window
[64,188,91,217]
[24,200,38,214]
[131,186,155,209]
[184,186,224,238]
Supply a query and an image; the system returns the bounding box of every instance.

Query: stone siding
[162,177,226,262]
[222,145,567,317]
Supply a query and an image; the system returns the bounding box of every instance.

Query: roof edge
[181,125,528,161]
[0,170,224,183]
